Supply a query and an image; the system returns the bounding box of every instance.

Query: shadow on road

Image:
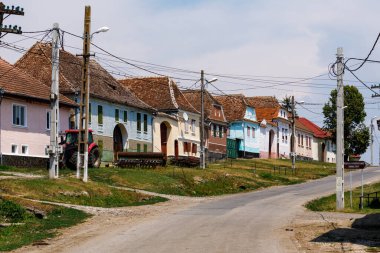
[311,214,380,247]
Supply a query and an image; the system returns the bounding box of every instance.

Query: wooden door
[113,125,123,160]
[160,123,168,157]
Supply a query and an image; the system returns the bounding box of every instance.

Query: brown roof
[119,77,199,114]
[15,42,153,112]
[245,96,280,122]
[214,94,249,122]
[0,58,76,107]
[298,117,331,139]
[182,90,227,123]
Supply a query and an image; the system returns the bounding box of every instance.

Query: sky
[2,0,380,163]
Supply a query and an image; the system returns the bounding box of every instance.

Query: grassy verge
[306,181,380,214]
[0,177,167,207]
[0,197,90,251]
[88,158,335,196]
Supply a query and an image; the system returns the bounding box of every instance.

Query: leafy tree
[322,85,370,158]
[281,96,298,116]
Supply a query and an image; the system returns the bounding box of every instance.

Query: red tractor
[60,129,101,169]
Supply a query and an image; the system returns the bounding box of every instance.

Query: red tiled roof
[298,117,331,138]
[214,94,247,122]
[182,90,227,123]
[119,77,199,114]
[245,96,280,122]
[295,118,314,134]
[15,42,153,112]
[0,58,76,107]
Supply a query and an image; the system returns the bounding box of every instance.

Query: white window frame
[12,103,27,127]
[21,145,29,155]
[191,119,196,133]
[185,120,189,133]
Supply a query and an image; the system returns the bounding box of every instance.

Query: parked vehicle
[60,129,101,169]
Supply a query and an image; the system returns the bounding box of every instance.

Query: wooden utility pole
[336,47,345,210]
[77,6,92,182]
[0,2,24,38]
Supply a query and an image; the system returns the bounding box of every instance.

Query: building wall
[259,124,277,159]
[152,115,178,156]
[229,121,260,156]
[177,110,201,157]
[276,120,291,158]
[207,123,227,155]
[325,139,336,163]
[75,97,154,162]
[0,97,71,160]
[295,129,313,159]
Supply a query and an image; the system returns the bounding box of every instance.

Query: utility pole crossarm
[0,3,24,37]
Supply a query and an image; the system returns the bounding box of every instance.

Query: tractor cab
[60,129,100,169]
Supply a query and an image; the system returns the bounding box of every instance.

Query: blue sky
[2,0,380,163]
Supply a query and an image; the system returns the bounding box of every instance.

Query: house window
[137,143,141,152]
[297,134,300,146]
[123,111,128,123]
[301,135,304,146]
[211,124,214,137]
[213,124,216,137]
[46,111,51,130]
[282,128,285,141]
[144,144,148,152]
[183,142,191,152]
[21,145,28,155]
[89,103,92,123]
[252,127,255,138]
[219,126,223,138]
[11,144,18,154]
[13,104,26,127]
[191,119,196,133]
[185,120,189,132]
[192,143,197,154]
[143,114,148,133]
[285,129,288,141]
[98,105,103,125]
[115,109,119,122]
[137,113,141,132]
[247,126,251,137]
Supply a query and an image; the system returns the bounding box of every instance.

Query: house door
[321,143,326,162]
[174,140,179,159]
[160,123,168,157]
[268,130,274,158]
[113,125,123,160]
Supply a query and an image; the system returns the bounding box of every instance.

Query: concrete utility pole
[371,119,374,166]
[336,47,345,210]
[46,23,62,179]
[200,70,205,169]
[77,6,92,182]
[291,96,296,172]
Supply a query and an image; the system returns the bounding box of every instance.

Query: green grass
[306,181,380,213]
[87,158,334,196]
[0,177,167,207]
[0,197,90,251]
[0,159,335,197]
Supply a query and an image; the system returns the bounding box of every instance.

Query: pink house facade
[0,59,76,167]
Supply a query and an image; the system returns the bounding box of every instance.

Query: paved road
[59,167,380,253]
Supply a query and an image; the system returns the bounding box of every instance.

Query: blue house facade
[216,95,260,158]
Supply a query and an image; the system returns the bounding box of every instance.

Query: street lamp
[370,116,379,166]
[91,26,109,39]
[200,71,218,169]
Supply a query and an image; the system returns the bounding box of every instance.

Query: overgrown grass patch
[0,197,90,251]
[306,181,380,214]
[88,158,334,196]
[0,177,167,207]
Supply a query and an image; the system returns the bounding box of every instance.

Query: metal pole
[350,170,352,208]
[291,96,296,172]
[48,23,60,179]
[371,119,374,166]
[361,168,364,209]
[336,47,345,210]
[200,70,205,169]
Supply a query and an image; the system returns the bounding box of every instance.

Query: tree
[322,85,370,158]
[281,96,297,116]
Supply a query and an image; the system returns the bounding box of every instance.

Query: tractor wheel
[89,147,101,168]
[67,152,78,170]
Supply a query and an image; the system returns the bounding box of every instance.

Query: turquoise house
[215,95,260,158]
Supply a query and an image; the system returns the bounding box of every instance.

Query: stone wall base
[1,154,48,168]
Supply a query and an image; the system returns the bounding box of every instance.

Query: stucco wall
[0,98,71,158]
[259,124,277,158]
[295,130,313,159]
[276,120,290,158]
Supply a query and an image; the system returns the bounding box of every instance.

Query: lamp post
[200,70,217,169]
[370,116,379,166]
